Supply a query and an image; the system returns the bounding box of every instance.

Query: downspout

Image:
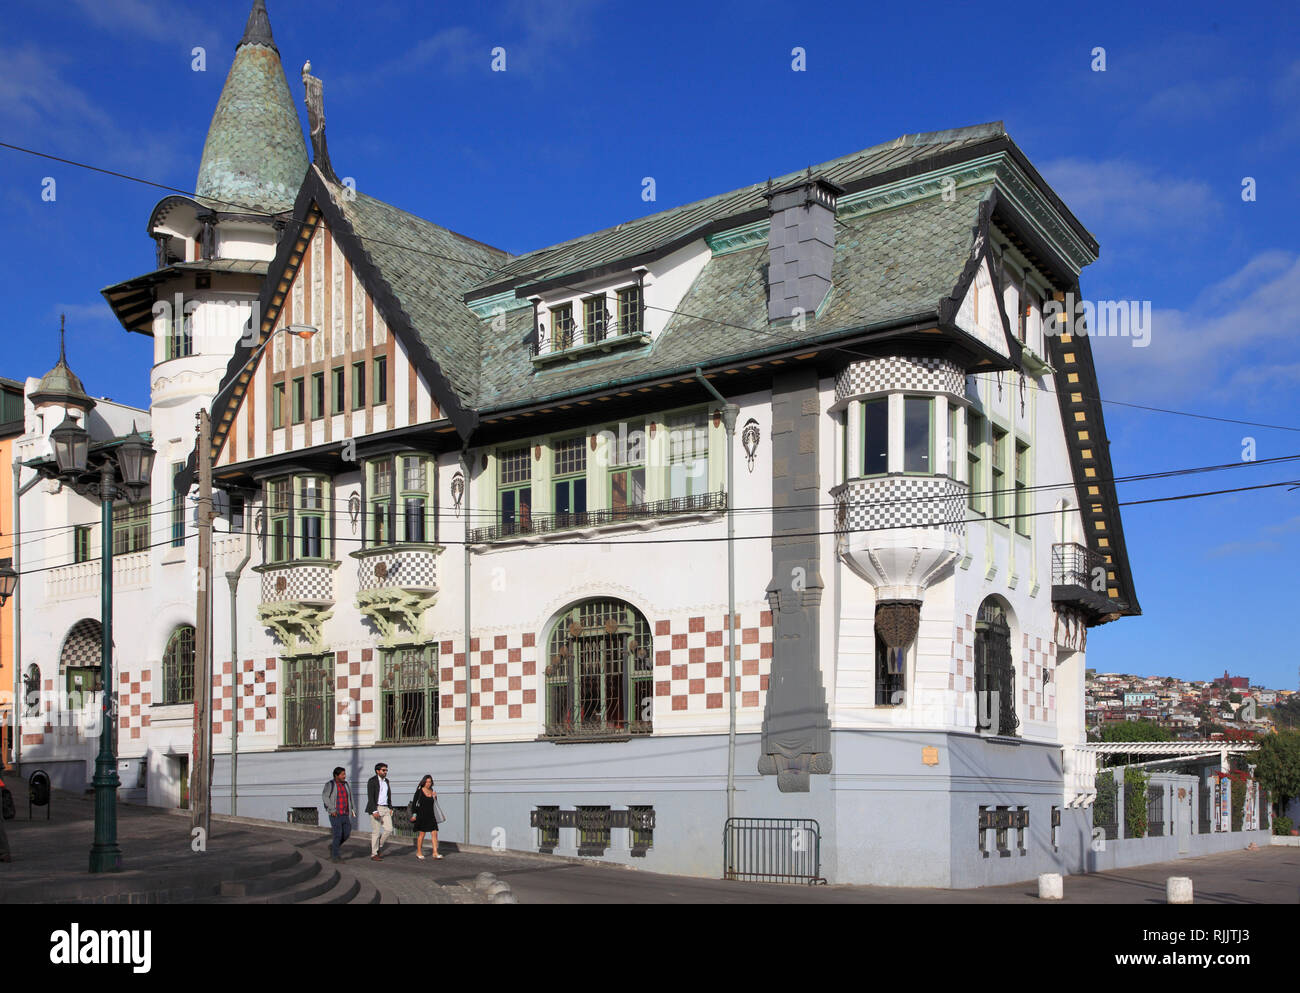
[11,460,41,773]
[460,449,473,847]
[694,369,738,821]
[225,495,253,816]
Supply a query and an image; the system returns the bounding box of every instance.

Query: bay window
[903,396,933,474]
[668,410,708,498]
[265,474,332,563]
[861,399,888,476]
[369,458,393,545]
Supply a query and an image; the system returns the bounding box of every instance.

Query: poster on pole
[1218,777,1232,832]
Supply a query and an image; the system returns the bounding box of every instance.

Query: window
[352,361,366,409]
[380,645,439,742]
[667,411,708,498]
[583,295,608,344]
[166,304,193,360]
[162,626,195,705]
[292,377,305,424]
[298,477,326,558]
[948,407,960,479]
[974,598,1018,737]
[608,424,646,512]
[74,525,93,563]
[553,436,587,521]
[1015,440,1030,537]
[400,456,430,543]
[230,495,245,534]
[283,654,333,747]
[272,382,285,429]
[369,459,392,545]
[551,304,574,351]
[967,411,984,513]
[332,367,345,414]
[267,478,292,563]
[617,286,642,336]
[861,399,887,476]
[498,446,532,532]
[903,396,932,474]
[545,598,653,739]
[875,629,904,706]
[991,425,1008,521]
[112,502,149,554]
[374,356,388,404]
[311,372,325,420]
[577,806,612,855]
[171,462,185,547]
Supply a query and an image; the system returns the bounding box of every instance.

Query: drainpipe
[11,460,41,774]
[225,494,253,816]
[460,449,473,847]
[694,369,738,822]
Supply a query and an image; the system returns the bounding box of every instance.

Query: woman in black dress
[410,775,442,859]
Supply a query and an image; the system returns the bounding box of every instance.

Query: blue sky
[2,0,1297,688]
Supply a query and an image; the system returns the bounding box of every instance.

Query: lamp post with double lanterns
[46,416,155,872]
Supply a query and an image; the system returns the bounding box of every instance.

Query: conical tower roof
[195,1,308,214]
[30,320,95,410]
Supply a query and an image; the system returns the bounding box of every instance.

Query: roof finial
[302,60,340,184]
[59,313,66,362]
[239,0,278,53]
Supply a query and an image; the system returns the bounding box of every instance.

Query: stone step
[217,852,315,896]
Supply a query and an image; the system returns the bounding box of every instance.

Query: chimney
[764,175,844,323]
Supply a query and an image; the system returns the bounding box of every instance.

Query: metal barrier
[723,817,825,885]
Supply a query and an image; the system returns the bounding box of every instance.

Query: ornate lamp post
[47,416,155,872]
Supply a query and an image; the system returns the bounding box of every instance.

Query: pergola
[1064,741,1260,807]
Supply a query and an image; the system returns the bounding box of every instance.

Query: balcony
[1051,542,1117,619]
[254,560,339,657]
[467,491,727,545]
[532,317,650,368]
[352,545,440,647]
[45,550,152,601]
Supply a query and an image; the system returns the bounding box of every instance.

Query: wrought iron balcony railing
[467,490,726,543]
[1051,541,1106,589]
[534,316,648,358]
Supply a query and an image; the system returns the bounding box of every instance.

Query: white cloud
[68,0,214,44]
[1039,158,1219,240]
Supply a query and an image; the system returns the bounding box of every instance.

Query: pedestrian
[365,761,394,861]
[409,774,443,860]
[0,773,12,863]
[321,766,354,863]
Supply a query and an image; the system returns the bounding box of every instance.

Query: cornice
[706,219,770,256]
[466,289,535,318]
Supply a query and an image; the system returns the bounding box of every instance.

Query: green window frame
[1015,439,1031,537]
[550,304,574,351]
[332,367,345,414]
[948,407,960,479]
[162,625,195,705]
[373,355,388,405]
[74,525,93,563]
[552,436,587,521]
[171,461,186,547]
[291,377,305,424]
[298,476,328,559]
[311,371,325,420]
[608,423,646,512]
[967,411,984,514]
[861,399,888,477]
[667,410,709,498]
[616,285,642,336]
[380,645,439,742]
[272,382,285,429]
[267,477,293,563]
[368,458,393,545]
[991,425,1009,522]
[111,502,149,555]
[283,654,334,748]
[544,598,653,739]
[369,453,436,545]
[497,445,532,531]
[353,360,366,409]
[903,396,933,474]
[165,304,193,360]
[582,295,608,344]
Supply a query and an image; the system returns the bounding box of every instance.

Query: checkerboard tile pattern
[654,611,773,714]
[835,356,966,402]
[118,668,154,741]
[837,476,966,536]
[335,650,372,730]
[22,678,58,746]
[212,658,278,738]
[952,616,1056,724]
[438,632,539,724]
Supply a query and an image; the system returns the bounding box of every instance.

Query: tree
[1254,729,1300,812]
[1269,696,1300,730]
[1100,719,1173,743]
[1228,692,1243,705]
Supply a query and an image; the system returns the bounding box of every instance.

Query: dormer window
[551,304,575,352]
[532,279,650,366]
[583,295,608,344]
[617,286,642,336]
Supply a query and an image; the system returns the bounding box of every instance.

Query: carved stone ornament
[348,492,362,533]
[741,418,761,472]
[450,470,465,516]
[875,601,921,649]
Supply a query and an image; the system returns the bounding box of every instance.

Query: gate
[723,817,825,884]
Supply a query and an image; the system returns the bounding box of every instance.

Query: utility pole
[192,409,214,840]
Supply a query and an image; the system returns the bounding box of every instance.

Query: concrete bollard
[490,890,518,904]
[485,879,513,898]
[1038,873,1063,900]
[474,871,499,893]
[1167,877,1193,904]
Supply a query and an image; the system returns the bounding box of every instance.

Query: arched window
[163,626,195,705]
[875,630,905,706]
[60,618,102,709]
[544,598,653,739]
[974,598,1018,736]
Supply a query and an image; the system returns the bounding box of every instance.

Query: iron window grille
[628,805,654,856]
[162,625,195,705]
[535,805,560,853]
[874,629,904,706]
[577,806,612,856]
[380,645,439,742]
[1147,786,1165,837]
[283,655,334,748]
[974,599,1018,736]
[544,598,653,740]
[288,806,320,826]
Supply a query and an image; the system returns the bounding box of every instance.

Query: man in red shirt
[321,767,354,862]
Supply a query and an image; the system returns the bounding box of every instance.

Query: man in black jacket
[365,762,394,861]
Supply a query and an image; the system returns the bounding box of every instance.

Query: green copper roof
[30,338,94,410]
[195,1,308,214]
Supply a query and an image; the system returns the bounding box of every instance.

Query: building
[1,376,25,763]
[14,1,1148,887]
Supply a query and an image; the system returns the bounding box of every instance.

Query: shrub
[1274,815,1293,837]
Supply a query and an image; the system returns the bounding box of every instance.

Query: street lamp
[0,564,16,605]
[43,415,155,872]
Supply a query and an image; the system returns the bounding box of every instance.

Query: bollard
[474,871,499,893]
[485,879,512,898]
[490,890,518,904]
[1037,873,1063,900]
[1167,877,1193,904]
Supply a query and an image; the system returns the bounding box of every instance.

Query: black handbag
[1,787,15,820]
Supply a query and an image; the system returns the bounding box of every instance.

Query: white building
[15,1,1153,886]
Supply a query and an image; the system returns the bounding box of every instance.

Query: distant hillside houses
[1083,670,1287,738]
